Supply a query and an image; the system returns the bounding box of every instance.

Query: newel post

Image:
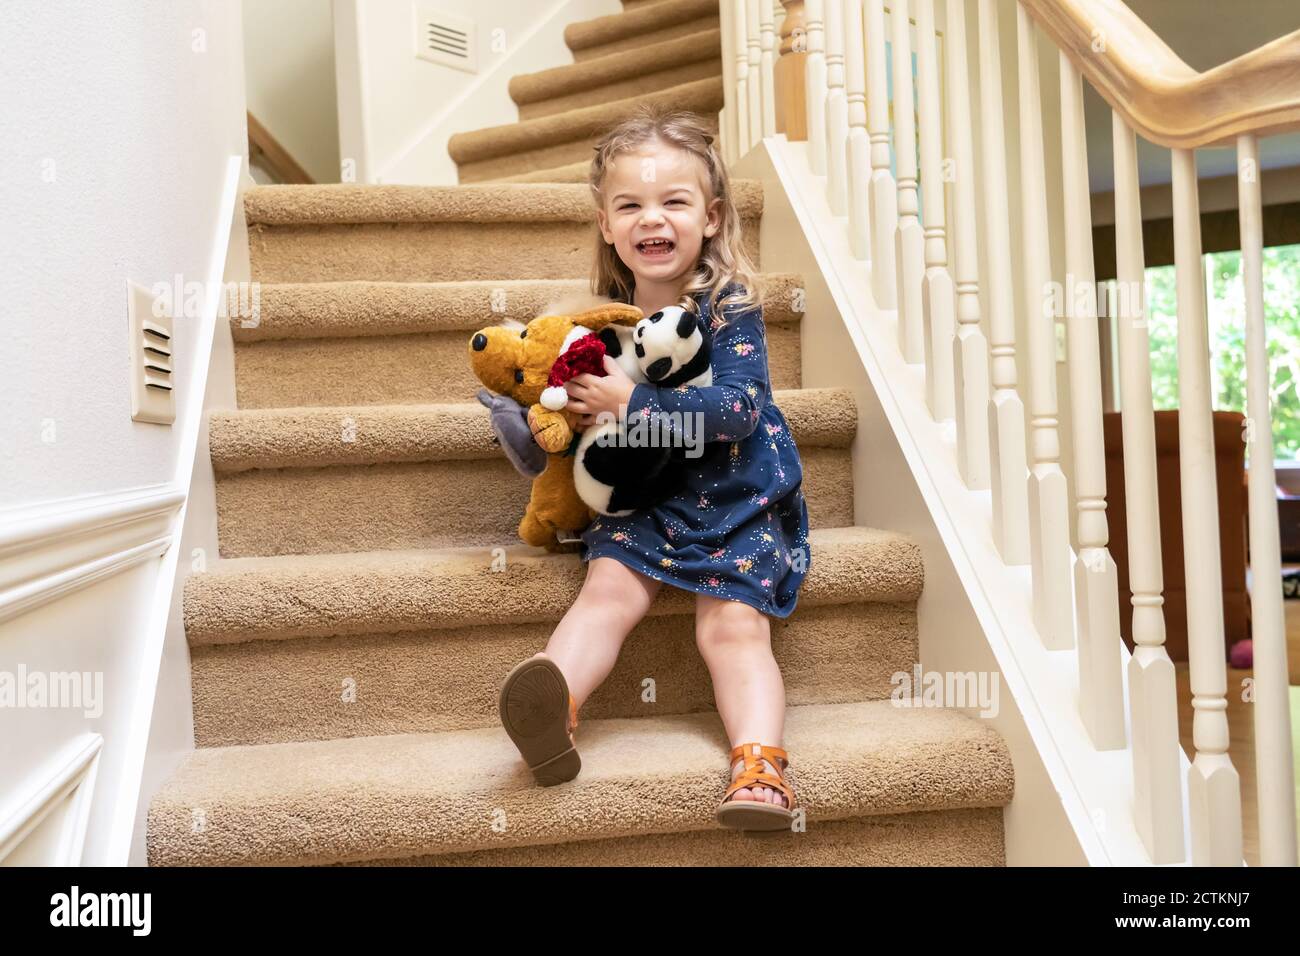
[775,0,808,139]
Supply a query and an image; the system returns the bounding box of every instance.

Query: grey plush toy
[477,387,548,480]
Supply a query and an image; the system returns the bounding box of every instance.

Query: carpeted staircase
[145,0,1014,866]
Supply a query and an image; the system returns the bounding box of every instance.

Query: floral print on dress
[578,285,811,619]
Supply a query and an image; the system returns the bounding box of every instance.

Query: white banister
[1016,3,1073,648]
[864,0,897,308]
[824,0,848,214]
[978,0,1029,565]
[747,0,763,151]
[1114,114,1185,864]
[891,0,924,363]
[1237,133,1300,867]
[734,0,752,155]
[784,0,1296,868]
[805,0,828,174]
[945,0,990,490]
[760,0,778,138]
[844,0,871,259]
[1171,147,1244,866]
[915,0,954,420]
[1059,51,1125,750]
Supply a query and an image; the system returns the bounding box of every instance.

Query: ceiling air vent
[413,5,477,74]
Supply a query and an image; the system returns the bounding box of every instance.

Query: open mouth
[635,237,675,258]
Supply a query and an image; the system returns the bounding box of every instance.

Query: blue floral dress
[578,287,811,618]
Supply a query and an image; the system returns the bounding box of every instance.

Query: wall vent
[413,5,477,74]
[127,280,175,425]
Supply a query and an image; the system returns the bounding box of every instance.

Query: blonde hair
[588,106,760,323]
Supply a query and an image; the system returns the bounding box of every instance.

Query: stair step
[228,274,805,408]
[451,77,722,184]
[184,525,923,746]
[232,274,805,343]
[147,699,1012,866]
[511,29,722,120]
[491,159,592,184]
[565,0,720,62]
[244,182,762,283]
[208,389,856,556]
[209,387,851,473]
[340,807,1008,866]
[185,525,922,647]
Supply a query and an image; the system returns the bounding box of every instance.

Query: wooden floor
[1172,576,1300,866]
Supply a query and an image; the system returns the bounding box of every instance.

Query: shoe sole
[716,800,797,833]
[498,656,581,787]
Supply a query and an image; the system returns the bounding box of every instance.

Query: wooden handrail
[246,112,315,185]
[1022,0,1300,148]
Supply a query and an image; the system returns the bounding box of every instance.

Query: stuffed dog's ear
[569,304,643,331]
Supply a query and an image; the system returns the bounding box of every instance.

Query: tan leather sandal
[498,654,581,786]
[716,743,798,833]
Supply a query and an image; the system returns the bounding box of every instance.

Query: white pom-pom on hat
[540,385,569,411]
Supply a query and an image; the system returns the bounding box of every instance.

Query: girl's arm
[625,304,771,442]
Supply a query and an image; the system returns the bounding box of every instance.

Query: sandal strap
[569,695,579,734]
[723,742,797,808]
[728,743,788,768]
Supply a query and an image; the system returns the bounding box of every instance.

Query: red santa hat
[540,332,608,411]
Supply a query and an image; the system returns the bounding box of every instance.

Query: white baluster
[760,0,778,138]
[734,0,751,155]
[824,0,848,214]
[747,0,763,150]
[978,0,1028,564]
[1172,146,1244,866]
[1237,132,1300,867]
[1060,52,1124,749]
[915,0,954,420]
[804,0,829,174]
[892,0,924,363]
[1016,3,1072,648]
[844,0,871,258]
[864,0,897,308]
[945,0,990,489]
[1114,114,1185,864]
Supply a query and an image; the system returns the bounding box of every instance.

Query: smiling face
[595,140,722,294]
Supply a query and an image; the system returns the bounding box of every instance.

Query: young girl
[497,106,810,832]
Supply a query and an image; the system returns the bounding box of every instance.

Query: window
[1139,243,1300,464]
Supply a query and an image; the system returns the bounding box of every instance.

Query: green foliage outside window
[1140,243,1300,463]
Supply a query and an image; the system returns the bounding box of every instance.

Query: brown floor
[1173,571,1300,866]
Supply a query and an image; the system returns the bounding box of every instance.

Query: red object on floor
[1229,638,1253,669]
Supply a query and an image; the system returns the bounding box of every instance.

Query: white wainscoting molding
[0,485,185,625]
[0,733,103,865]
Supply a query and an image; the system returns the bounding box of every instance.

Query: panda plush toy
[571,305,712,516]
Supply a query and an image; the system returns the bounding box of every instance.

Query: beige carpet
[146,0,1015,866]
[149,701,1012,866]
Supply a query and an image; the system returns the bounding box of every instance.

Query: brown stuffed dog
[468,302,642,551]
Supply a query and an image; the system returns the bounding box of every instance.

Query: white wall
[243,0,341,183]
[0,1,248,510]
[335,0,621,184]
[0,0,248,865]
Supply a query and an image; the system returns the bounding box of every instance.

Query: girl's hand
[566,354,638,426]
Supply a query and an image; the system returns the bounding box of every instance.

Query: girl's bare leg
[694,594,788,806]
[535,557,661,710]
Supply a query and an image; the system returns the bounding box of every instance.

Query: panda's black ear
[597,326,622,358]
[676,310,697,338]
[647,310,664,323]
